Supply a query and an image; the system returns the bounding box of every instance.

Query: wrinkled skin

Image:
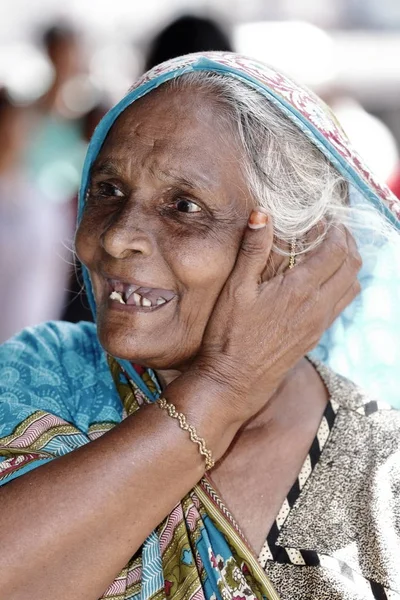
[0,71,366,600]
[76,85,258,370]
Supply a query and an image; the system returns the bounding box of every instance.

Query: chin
[96,320,199,372]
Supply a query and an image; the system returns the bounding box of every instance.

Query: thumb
[234,209,274,281]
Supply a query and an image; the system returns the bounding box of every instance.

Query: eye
[172,198,202,213]
[95,182,124,198]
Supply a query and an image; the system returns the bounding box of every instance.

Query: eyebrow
[90,159,123,179]
[91,160,213,193]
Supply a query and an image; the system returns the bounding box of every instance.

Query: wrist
[163,369,242,463]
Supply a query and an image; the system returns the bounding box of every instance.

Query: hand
[191,209,362,426]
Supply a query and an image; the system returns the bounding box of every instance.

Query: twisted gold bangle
[156,397,215,470]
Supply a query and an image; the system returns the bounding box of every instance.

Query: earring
[288,238,296,269]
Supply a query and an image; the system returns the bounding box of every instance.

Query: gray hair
[167,71,397,256]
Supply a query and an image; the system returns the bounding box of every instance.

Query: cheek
[75,213,101,267]
[167,229,241,298]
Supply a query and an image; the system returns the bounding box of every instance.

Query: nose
[101,211,153,259]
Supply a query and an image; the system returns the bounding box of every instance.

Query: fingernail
[248,209,269,229]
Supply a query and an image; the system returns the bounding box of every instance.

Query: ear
[261,221,327,282]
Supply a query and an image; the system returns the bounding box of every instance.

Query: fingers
[311,227,361,331]
[289,223,350,288]
[277,224,361,352]
[330,279,361,325]
[321,228,362,298]
[233,209,274,283]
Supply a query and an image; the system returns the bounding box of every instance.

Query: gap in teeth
[125,286,139,302]
[110,287,168,308]
[129,292,151,307]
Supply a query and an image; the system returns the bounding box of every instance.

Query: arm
[0,376,236,600]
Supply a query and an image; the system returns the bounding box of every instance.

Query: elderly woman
[0,53,399,600]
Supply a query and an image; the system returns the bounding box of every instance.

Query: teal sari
[105,356,280,600]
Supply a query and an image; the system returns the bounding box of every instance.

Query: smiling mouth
[107,279,176,309]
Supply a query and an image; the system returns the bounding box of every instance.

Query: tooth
[142,297,152,307]
[133,292,141,306]
[110,291,125,304]
[156,297,166,305]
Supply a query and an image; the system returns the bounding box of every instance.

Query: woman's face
[76,84,253,370]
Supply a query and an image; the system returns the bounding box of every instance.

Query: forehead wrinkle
[150,164,218,193]
[90,91,247,208]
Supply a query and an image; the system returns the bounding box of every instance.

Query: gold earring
[288,238,296,269]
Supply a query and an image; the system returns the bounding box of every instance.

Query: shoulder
[283,359,400,591]
[312,356,399,415]
[312,357,400,459]
[319,362,400,589]
[0,321,119,431]
[0,321,106,390]
[0,320,100,362]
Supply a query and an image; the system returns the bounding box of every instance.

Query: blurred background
[1,0,400,341]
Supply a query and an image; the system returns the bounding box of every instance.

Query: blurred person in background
[144,14,233,70]
[62,102,109,324]
[26,23,88,205]
[0,89,72,342]
[40,24,83,117]
[22,23,106,330]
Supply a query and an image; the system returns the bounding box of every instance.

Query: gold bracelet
[156,397,215,470]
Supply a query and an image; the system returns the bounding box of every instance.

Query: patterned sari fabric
[105,358,280,600]
[0,325,278,600]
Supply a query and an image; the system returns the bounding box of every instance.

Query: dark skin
[0,84,361,600]
[76,85,356,553]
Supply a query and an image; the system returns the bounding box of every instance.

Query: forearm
[0,379,237,600]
